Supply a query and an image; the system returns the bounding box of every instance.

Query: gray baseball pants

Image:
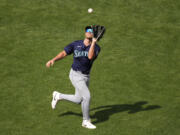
[59,68,90,120]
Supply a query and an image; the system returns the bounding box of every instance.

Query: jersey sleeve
[94,44,101,59]
[64,42,74,55]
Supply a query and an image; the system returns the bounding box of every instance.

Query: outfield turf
[0,0,180,135]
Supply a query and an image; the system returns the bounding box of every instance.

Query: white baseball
[88,8,93,13]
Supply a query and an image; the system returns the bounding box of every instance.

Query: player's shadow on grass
[59,101,161,124]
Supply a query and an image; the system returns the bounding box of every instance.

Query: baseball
[88,8,93,13]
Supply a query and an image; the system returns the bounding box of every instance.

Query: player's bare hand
[46,60,54,68]
[92,38,97,43]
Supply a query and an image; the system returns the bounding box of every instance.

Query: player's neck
[84,38,92,46]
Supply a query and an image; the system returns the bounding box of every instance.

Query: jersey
[64,40,101,75]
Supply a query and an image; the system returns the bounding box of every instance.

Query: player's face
[85,32,93,39]
[85,28,93,39]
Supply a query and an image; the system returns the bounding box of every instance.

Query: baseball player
[46,25,105,129]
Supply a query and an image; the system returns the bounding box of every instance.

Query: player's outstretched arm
[46,50,67,68]
[88,38,97,60]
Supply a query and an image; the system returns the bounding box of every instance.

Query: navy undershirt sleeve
[94,45,101,59]
[64,42,74,55]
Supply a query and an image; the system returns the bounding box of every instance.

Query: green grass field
[0,0,180,135]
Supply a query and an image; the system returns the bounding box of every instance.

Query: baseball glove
[92,25,106,41]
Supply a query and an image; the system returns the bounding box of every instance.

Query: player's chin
[86,35,93,40]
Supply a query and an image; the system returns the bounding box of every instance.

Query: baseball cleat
[51,91,61,109]
[82,120,96,129]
